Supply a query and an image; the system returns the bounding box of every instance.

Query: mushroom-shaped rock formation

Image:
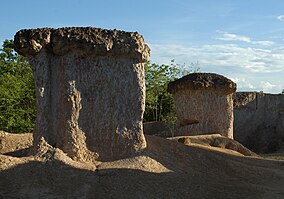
[168,73,236,138]
[14,27,150,161]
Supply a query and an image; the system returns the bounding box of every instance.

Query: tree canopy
[0,40,36,133]
[144,60,198,125]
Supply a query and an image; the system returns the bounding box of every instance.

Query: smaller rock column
[168,73,236,138]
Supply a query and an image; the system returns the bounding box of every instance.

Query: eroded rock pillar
[168,73,236,138]
[14,27,150,161]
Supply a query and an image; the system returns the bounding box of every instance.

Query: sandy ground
[0,132,284,199]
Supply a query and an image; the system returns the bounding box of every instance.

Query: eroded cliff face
[233,92,284,153]
[14,27,150,161]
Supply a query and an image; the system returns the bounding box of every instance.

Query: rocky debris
[169,134,257,157]
[168,73,236,138]
[14,27,150,161]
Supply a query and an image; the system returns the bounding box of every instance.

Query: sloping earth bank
[0,132,284,199]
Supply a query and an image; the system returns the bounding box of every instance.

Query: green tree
[144,60,198,124]
[0,40,36,133]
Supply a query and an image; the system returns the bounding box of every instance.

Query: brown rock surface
[233,92,284,153]
[143,121,172,136]
[0,131,33,155]
[0,133,284,198]
[168,73,236,138]
[233,92,258,108]
[168,73,236,95]
[14,27,150,60]
[14,27,150,161]
[169,134,257,156]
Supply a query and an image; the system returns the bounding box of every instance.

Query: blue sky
[1,0,284,93]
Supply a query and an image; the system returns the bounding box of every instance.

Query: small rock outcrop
[14,27,150,161]
[168,73,236,138]
[233,92,284,153]
[169,134,257,156]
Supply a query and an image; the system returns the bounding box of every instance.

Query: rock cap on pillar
[168,73,236,95]
[14,27,150,61]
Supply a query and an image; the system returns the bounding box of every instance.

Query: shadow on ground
[1,135,284,199]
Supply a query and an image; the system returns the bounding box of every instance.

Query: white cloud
[251,40,275,46]
[231,78,255,90]
[150,43,284,73]
[216,32,251,43]
[216,31,274,46]
[260,81,276,92]
[149,43,284,93]
[230,78,280,93]
[277,15,284,21]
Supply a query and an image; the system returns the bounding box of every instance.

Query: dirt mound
[169,134,257,156]
[0,131,33,156]
[1,134,284,198]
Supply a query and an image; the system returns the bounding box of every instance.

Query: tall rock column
[168,73,236,139]
[14,27,150,161]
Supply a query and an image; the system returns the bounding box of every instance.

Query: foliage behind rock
[0,40,35,133]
